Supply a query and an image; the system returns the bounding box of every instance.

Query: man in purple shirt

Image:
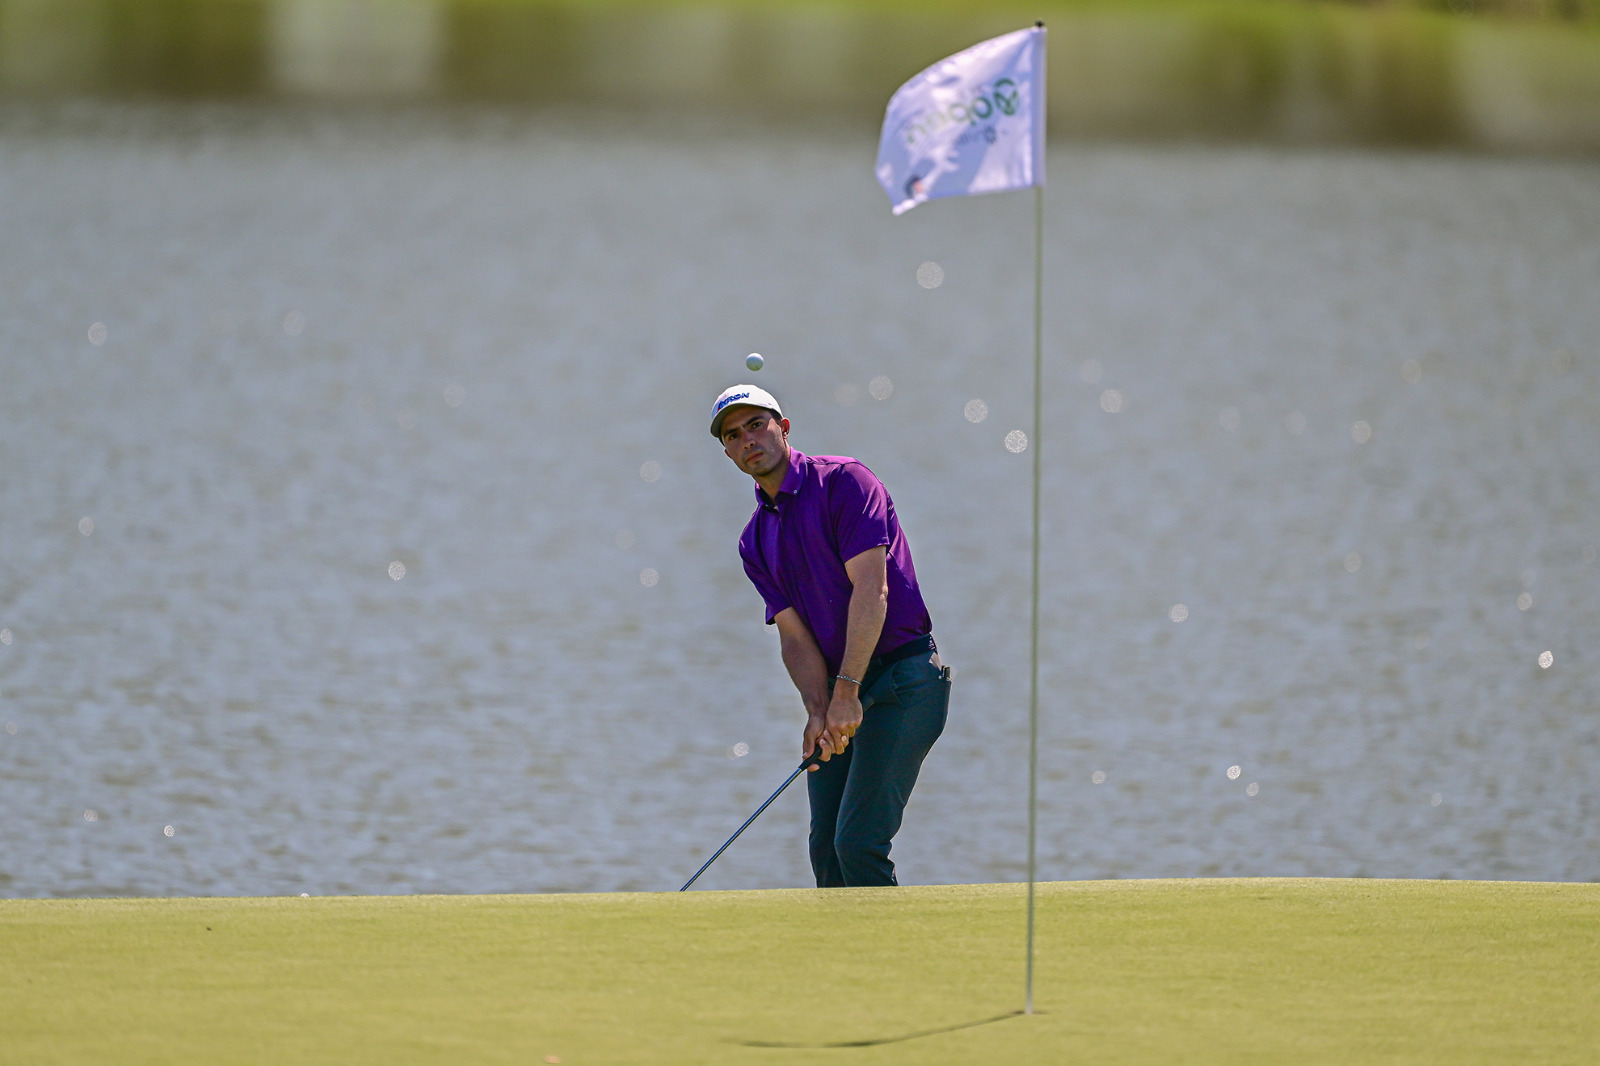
[711,384,950,887]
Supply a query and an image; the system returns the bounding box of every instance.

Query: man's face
[719,405,790,479]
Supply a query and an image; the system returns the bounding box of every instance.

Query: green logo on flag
[902,78,1022,148]
[993,78,1018,115]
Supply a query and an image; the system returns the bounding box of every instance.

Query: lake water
[1,102,1597,897]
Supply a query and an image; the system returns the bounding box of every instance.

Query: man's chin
[743,453,778,477]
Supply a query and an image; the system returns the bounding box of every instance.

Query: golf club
[679,753,820,891]
[681,694,878,892]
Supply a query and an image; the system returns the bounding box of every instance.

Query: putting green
[4,879,1597,1064]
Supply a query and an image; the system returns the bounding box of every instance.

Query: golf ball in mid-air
[746,353,764,371]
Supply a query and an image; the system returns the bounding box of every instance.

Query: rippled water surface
[2,105,1597,896]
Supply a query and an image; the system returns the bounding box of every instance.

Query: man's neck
[755,445,793,500]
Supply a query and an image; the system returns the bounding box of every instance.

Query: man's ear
[779,418,791,438]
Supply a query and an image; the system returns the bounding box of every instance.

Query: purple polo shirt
[738,448,932,674]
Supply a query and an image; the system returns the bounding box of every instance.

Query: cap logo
[714,392,750,413]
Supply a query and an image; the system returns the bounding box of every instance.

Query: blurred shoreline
[1,0,1598,149]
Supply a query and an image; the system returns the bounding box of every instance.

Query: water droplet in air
[388,561,406,580]
[1219,406,1240,432]
[640,568,659,587]
[1245,782,1259,797]
[1227,765,1241,780]
[0,627,11,646]
[87,322,108,346]
[1400,359,1422,384]
[1537,650,1553,669]
[443,383,465,408]
[1004,430,1028,454]
[1517,592,1532,611]
[300,892,310,898]
[78,517,94,536]
[1079,359,1103,384]
[1430,793,1442,807]
[282,310,305,336]
[1099,389,1123,414]
[1343,552,1362,573]
[639,461,661,483]
[1351,421,1372,444]
[869,376,894,401]
[1413,632,1431,650]
[916,261,944,289]
[1168,604,1188,623]
[4,721,15,735]
[163,825,175,837]
[1090,771,1106,784]
[963,399,988,423]
[84,809,98,822]
[728,742,750,758]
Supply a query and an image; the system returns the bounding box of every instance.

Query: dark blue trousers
[806,648,950,887]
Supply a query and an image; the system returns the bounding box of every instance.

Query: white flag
[876,26,1046,216]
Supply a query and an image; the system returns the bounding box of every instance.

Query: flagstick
[872,15,1047,1017]
[1023,20,1047,1019]
[1025,177,1043,1016]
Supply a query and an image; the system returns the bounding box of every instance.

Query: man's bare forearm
[779,627,832,717]
[837,573,887,686]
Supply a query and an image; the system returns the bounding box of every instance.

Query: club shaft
[680,762,809,891]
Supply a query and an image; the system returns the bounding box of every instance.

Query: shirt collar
[755,448,807,509]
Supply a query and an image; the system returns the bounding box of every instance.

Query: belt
[868,632,936,673]
[847,634,938,711]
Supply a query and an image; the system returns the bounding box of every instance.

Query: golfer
[711,384,950,887]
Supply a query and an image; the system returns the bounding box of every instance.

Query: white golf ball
[746,353,764,371]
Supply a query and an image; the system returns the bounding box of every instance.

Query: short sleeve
[739,528,791,625]
[828,463,892,563]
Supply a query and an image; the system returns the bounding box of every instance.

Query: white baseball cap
[709,384,784,437]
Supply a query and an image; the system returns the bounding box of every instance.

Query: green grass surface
[4,879,1598,1064]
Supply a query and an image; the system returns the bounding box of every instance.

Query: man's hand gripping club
[776,547,888,768]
